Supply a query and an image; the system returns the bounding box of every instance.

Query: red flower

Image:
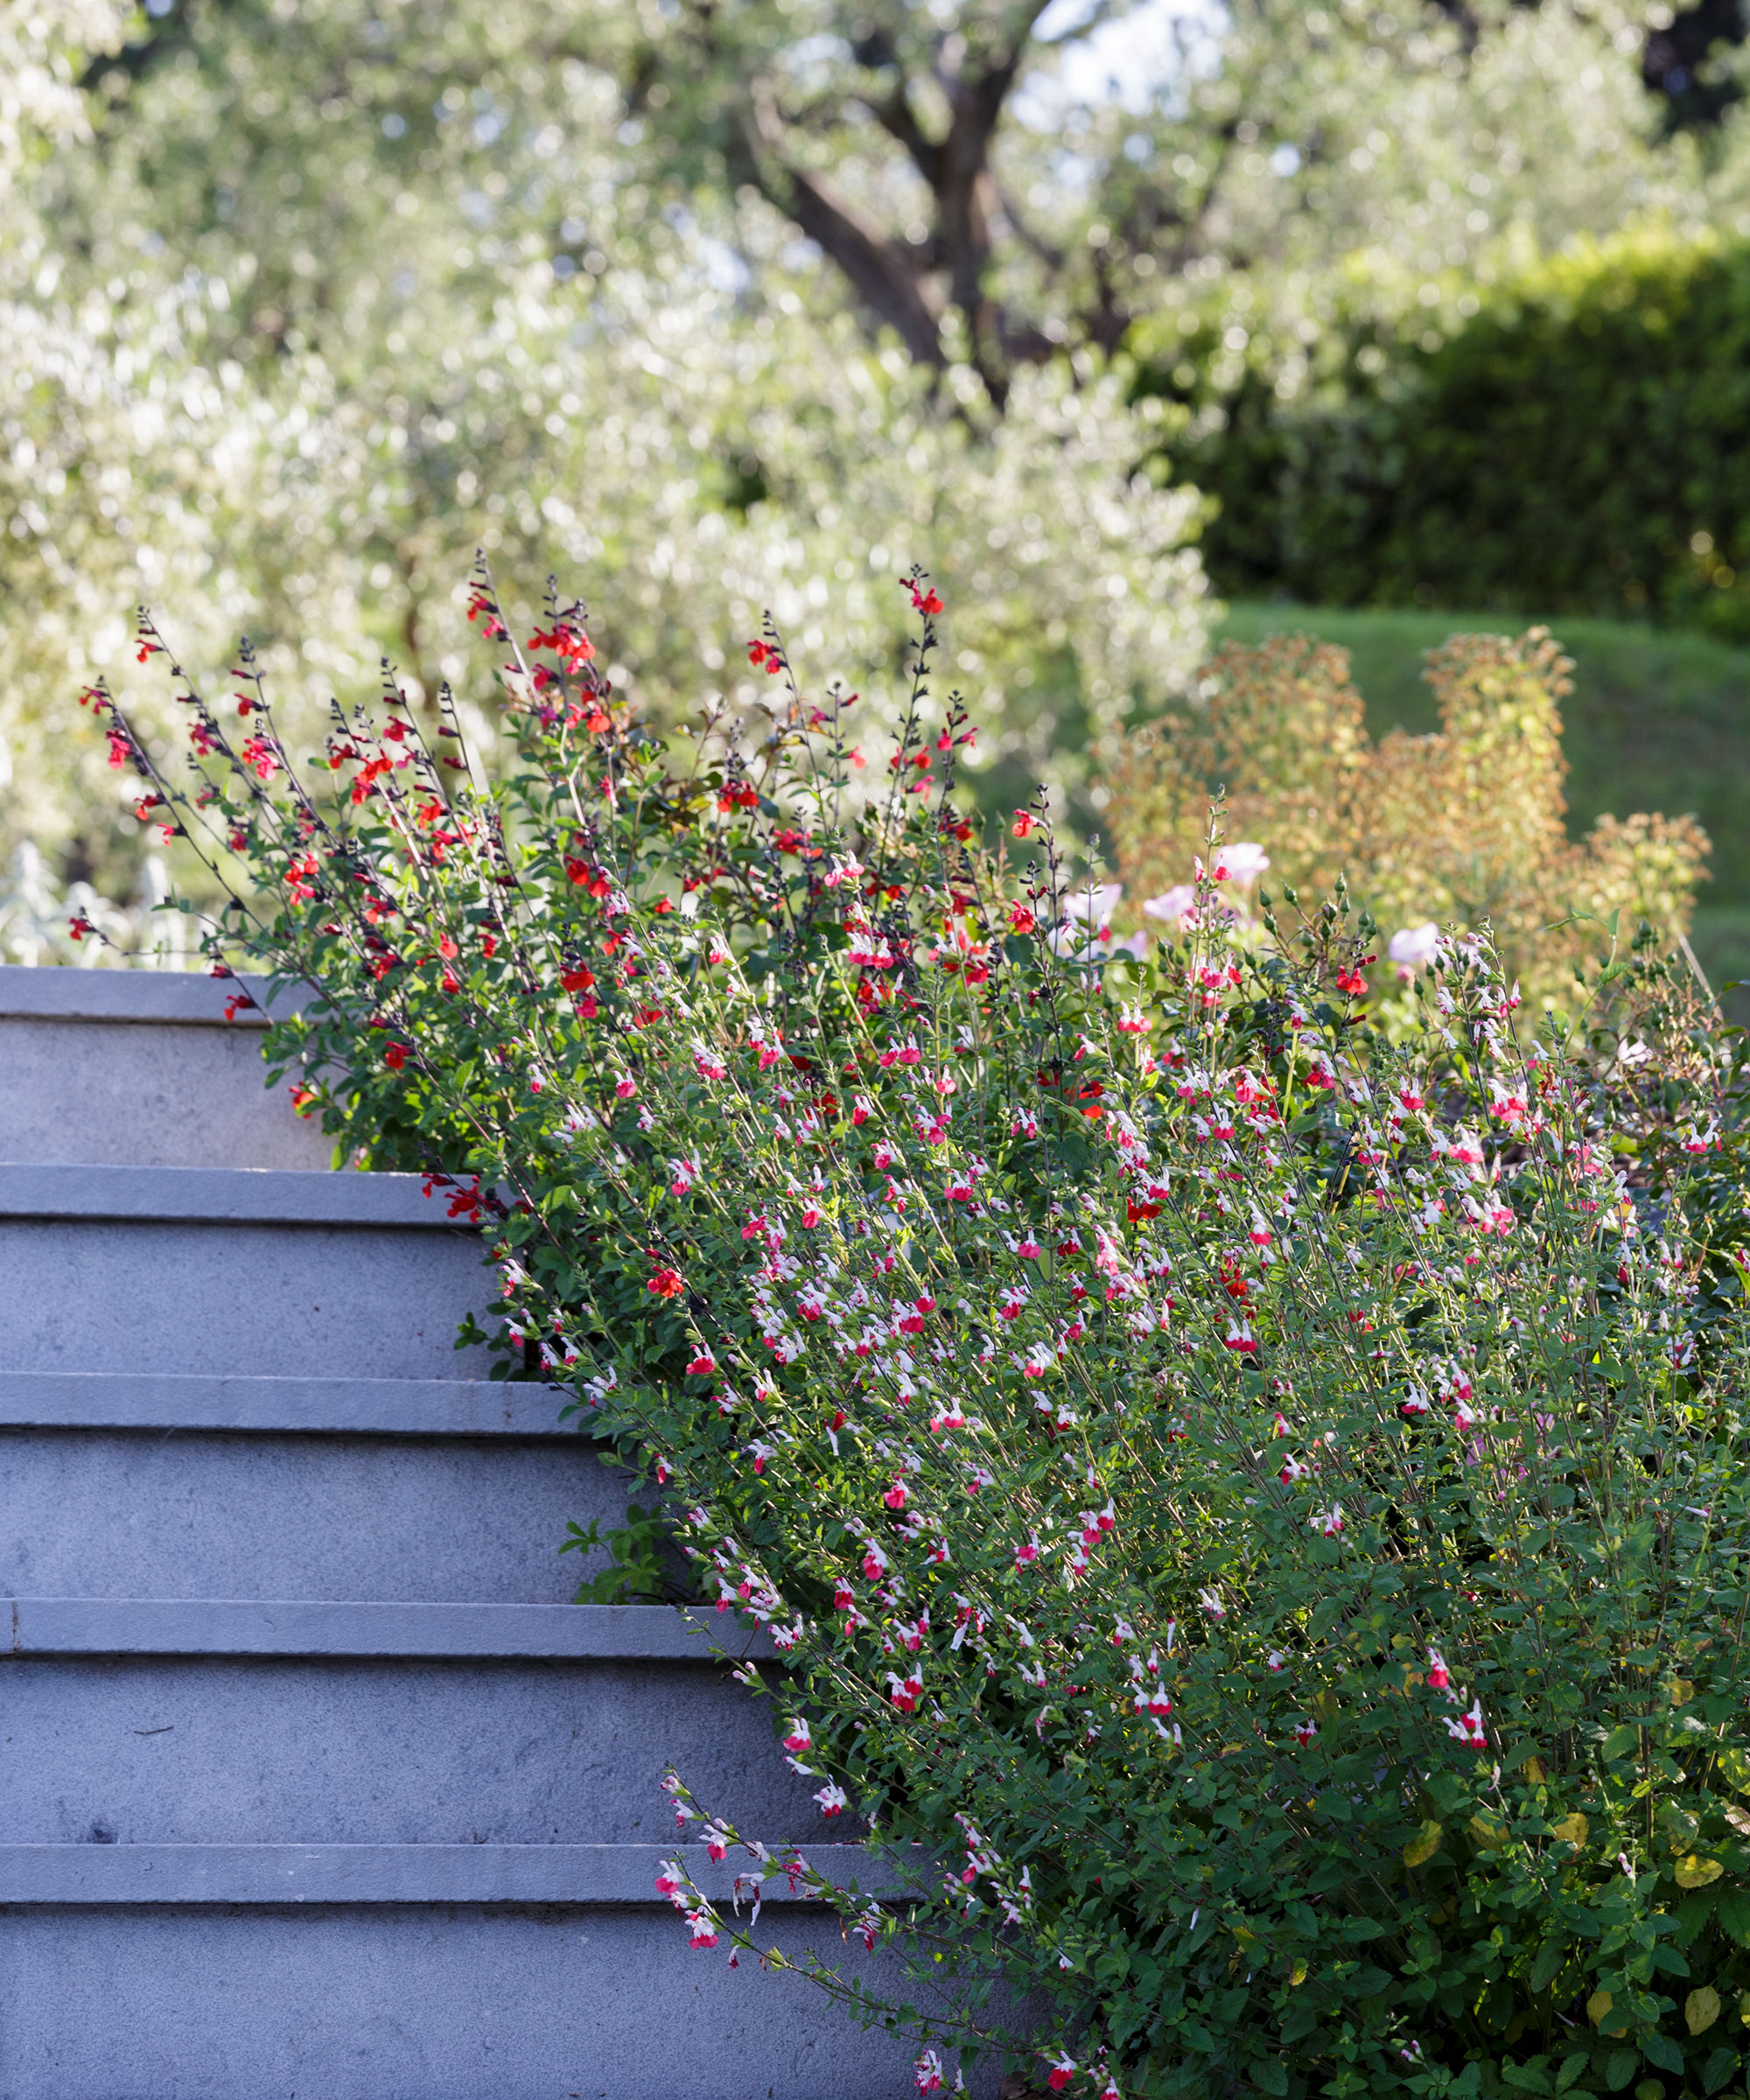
[647,1266,685,1299]
[383,1041,409,1071]
[239,736,280,782]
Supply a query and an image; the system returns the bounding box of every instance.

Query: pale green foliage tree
[10,0,1750,910]
[16,0,1214,892]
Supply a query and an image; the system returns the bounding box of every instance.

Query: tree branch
[735,101,943,368]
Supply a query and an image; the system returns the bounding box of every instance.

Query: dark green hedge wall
[1146,233,1750,637]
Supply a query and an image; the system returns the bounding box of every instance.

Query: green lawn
[1217,603,1750,1005]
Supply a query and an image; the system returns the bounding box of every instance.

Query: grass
[1216,602,1750,1009]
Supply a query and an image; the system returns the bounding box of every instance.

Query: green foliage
[92,562,1750,2100]
[1153,228,1750,639]
[561,1503,682,1606]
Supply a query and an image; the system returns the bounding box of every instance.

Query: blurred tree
[1643,0,1746,129]
[10,0,1750,910]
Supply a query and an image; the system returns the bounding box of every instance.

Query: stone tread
[0,962,288,1026]
[2,1596,770,1661]
[0,1162,466,1227]
[0,1842,900,1904]
[0,1370,569,1434]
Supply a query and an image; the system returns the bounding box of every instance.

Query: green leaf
[1702,2045,1739,2093]
[1603,2048,1639,2091]
[1716,1890,1750,1946]
[1554,2056,1587,2094]
[1718,1746,1750,1793]
[1639,2031,1685,2076]
[1602,1724,1641,1761]
[1253,2060,1289,2096]
[1530,1936,1568,1992]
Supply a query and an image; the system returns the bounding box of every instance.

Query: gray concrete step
[0,1841,889,1902]
[0,971,915,2099]
[0,1426,614,1603]
[0,1903,912,2100]
[0,1216,491,1380]
[0,1368,570,1433]
[0,1653,809,1845]
[0,963,330,1172]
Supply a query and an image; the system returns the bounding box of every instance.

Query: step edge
[0,1161,473,1228]
[0,1371,568,1436]
[3,1596,772,1662]
[0,964,300,1029]
[0,1841,903,1905]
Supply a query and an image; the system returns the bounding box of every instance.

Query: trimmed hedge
[1147,228,1750,637]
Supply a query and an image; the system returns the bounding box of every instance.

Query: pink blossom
[1142,885,1196,925]
[1216,842,1270,886]
[686,1908,718,1950]
[1446,1696,1487,1749]
[816,1782,849,1817]
[782,1718,812,1754]
[1388,922,1440,973]
[1064,882,1124,934]
[1426,1649,1450,1691]
[887,1669,923,1713]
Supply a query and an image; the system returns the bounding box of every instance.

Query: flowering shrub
[84,571,1750,2100]
[1103,627,1709,1019]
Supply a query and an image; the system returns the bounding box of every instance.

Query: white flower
[1063,881,1124,925]
[1142,884,1196,924]
[1388,922,1441,971]
[1220,843,1270,886]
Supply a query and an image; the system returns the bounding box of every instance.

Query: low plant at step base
[81,568,1750,2100]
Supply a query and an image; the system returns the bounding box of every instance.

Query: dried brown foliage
[1103,627,1709,1009]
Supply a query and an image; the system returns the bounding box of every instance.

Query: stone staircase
[0,965,914,2099]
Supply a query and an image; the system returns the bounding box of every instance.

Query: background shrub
[1149,228,1750,635]
[1103,627,1709,1016]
